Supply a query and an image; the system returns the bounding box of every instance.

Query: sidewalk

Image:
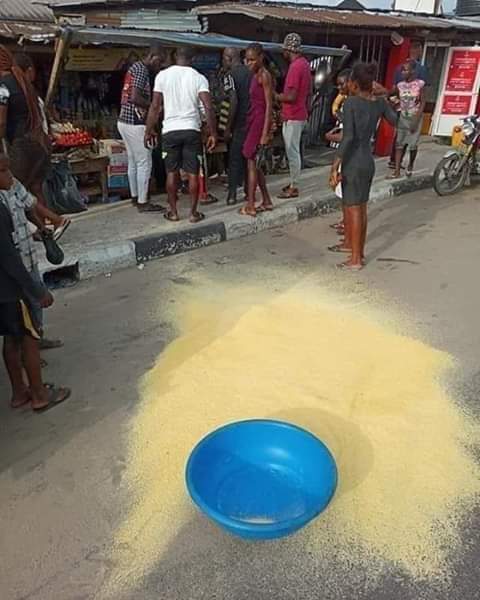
[39,140,445,282]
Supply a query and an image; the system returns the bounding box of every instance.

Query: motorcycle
[433,115,480,196]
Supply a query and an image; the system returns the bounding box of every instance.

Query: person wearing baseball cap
[275,33,311,199]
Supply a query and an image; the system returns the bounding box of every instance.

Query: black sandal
[33,384,71,413]
[190,212,205,224]
[138,203,166,213]
[328,244,351,254]
[40,338,63,351]
[164,211,180,222]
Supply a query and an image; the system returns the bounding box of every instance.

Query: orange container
[451,125,464,148]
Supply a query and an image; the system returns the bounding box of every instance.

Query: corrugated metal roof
[42,0,190,7]
[70,25,350,56]
[0,20,57,40]
[194,3,455,30]
[85,9,206,32]
[0,0,54,22]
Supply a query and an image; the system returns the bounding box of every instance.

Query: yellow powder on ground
[106,280,480,596]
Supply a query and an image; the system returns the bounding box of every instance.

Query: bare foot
[11,388,30,409]
[336,260,364,271]
[31,384,71,412]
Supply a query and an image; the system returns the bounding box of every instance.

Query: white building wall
[393,0,439,13]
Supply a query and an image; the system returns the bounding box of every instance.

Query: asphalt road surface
[1,186,480,600]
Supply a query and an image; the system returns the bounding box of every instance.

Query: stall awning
[68,26,350,58]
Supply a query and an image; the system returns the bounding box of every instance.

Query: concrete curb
[40,172,433,283]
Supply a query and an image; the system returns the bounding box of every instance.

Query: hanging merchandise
[54,71,121,138]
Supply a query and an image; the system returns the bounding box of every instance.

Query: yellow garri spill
[105,279,480,596]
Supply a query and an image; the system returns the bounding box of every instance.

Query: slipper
[138,203,166,213]
[336,262,363,272]
[40,338,63,351]
[328,244,351,254]
[239,206,256,217]
[164,211,180,222]
[53,219,71,242]
[33,384,71,414]
[277,187,299,199]
[329,222,344,231]
[190,212,205,224]
[256,204,274,213]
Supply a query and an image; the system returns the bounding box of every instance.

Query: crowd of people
[119,33,312,221]
[0,34,429,413]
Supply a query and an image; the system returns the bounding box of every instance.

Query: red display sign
[446,50,480,92]
[442,94,472,115]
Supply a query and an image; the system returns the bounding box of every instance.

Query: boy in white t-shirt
[145,47,217,224]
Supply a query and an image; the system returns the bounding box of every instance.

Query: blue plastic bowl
[186,419,337,540]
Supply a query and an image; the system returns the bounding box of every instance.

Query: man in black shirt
[222,48,252,205]
[0,163,70,412]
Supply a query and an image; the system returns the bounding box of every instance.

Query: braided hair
[0,45,42,137]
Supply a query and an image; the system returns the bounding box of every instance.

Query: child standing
[390,60,426,179]
[0,156,70,411]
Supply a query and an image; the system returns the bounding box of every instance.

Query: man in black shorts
[145,47,217,223]
[0,181,70,412]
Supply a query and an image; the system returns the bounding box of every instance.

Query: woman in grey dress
[330,63,397,270]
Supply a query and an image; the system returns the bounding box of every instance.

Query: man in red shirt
[276,33,311,199]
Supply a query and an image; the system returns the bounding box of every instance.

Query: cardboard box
[108,165,128,176]
[100,139,126,155]
[100,139,128,168]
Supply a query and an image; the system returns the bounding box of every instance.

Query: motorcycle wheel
[433,154,469,197]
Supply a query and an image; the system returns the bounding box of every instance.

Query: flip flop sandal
[238,206,256,217]
[40,338,63,351]
[256,204,274,213]
[336,262,363,272]
[164,211,180,222]
[328,244,351,254]
[190,212,206,224]
[139,203,166,213]
[406,169,413,178]
[53,219,71,242]
[330,222,344,230]
[277,188,299,199]
[387,173,402,180]
[33,384,71,414]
